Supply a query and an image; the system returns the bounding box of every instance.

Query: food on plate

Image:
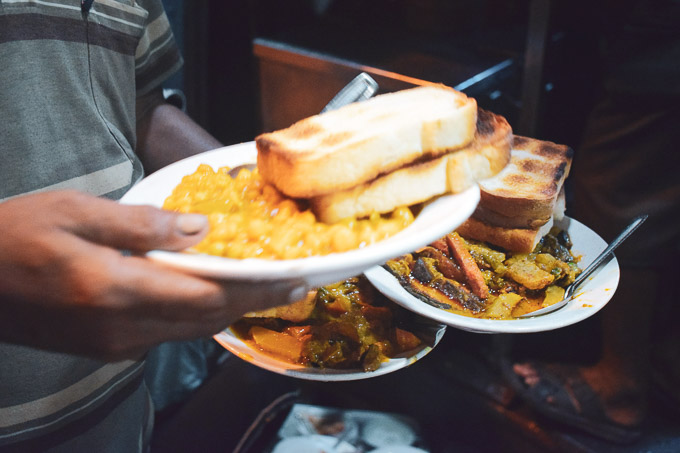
[384,136,580,319]
[231,276,426,371]
[310,108,512,223]
[385,228,581,319]
[162,164,414,259]
[256,85,479,199]
[456,136,574,253]
[163,84,513,259]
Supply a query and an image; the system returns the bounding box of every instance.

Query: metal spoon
[519,214,648,318]
[228,73,379,178]
[320,72,379,113]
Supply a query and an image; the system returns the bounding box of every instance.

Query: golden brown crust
[474,136,573,226]
[255,85,478,198]
[310,109,512,223]
[455,216,554,253]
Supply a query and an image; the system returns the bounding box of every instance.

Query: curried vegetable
[385,227,582,319]
[231,277,424,371]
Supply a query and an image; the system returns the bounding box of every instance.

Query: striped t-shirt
[0,1,181,450]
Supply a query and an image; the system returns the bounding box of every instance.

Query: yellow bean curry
[385,228,582,319]
[162,164,414,260]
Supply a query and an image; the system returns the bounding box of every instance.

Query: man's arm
[135,88,223,173]
[0,191,307,361]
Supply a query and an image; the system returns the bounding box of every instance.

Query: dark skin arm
[135,88,223,173]
[0,90,308,361]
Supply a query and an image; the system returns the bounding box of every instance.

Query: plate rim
[363,216,620,334]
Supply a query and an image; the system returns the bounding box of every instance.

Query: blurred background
[160,0,600,149]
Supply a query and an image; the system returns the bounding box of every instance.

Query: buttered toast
[309,109,513,223]
[456,136,573,253]
[256,85,478,198]
[474,136,573,229]
[456,215,557,254]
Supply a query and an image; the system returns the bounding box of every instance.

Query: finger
[105,253,309,327]
[214,279,311,318]
[59,192,209,252]
[101,253,228,318]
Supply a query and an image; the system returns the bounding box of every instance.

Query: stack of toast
[456,136,574,253]
[255,83,574,254]
[255,85,513,223]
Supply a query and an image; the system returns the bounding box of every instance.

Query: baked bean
[163,165,414,260]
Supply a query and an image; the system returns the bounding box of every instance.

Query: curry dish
[163,164,414,260]
[385,228,581,319]
[231,277,424,371]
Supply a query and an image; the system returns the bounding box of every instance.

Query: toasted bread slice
[310,109,512,223]
[473,187,567,230]
[473,136,573,229]
[456,215,555,254]
[256,85,478,198]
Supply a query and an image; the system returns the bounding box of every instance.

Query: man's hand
[0,191,307,361]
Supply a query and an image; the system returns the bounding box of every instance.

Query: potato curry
[231,277,424,371]
[385,228,581,319]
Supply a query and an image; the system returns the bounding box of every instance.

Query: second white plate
[364,216,620,334]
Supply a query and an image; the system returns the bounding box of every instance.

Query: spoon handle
[320,73,378,113]
[567,214,648,297]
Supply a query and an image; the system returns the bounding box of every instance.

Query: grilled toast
[456,214,556,254]
[256,85,478,198]
[474,136,573,229]
[455,136,573,253]
[310,109,513,223]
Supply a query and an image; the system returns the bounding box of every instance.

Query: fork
[519,214,648,318]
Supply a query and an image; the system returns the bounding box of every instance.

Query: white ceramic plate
[119,142,480,288]
[364,216,620,334]
[214,318,445,382]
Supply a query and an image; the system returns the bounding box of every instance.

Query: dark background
[160,0,602,150]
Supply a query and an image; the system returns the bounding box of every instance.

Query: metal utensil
[227,163,257,178]
[228,73,380,178]
[320,72,379,113]
[519,214,648,318]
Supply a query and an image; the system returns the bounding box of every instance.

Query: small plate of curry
[214,276,446,381]
[364,216,620,333]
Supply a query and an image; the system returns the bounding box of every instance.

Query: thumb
[61,192,209,252]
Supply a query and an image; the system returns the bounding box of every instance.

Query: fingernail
[176,214,208,235]
[288,285,310,303]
